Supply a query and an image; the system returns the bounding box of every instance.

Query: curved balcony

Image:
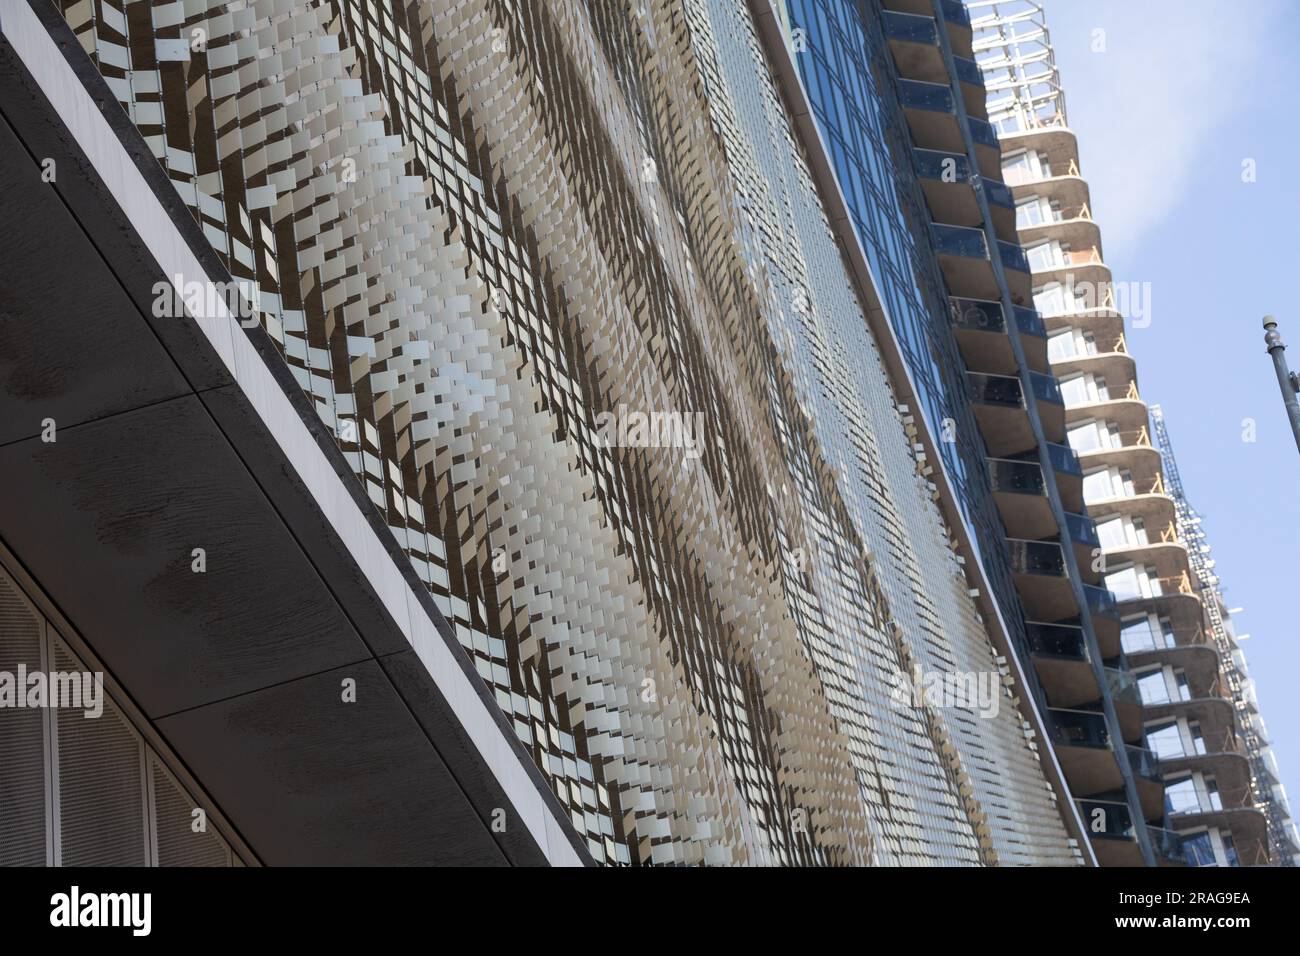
[1026,622,1099,708]
[1082,490,1174,536]
[1127,642,1222,699]
[997,123,1081,184]
[1039,302,1124,338]
[1075,443,1164,492]
[1143,695,1237,747]
[1051,349,1136,393]
[1171,807,1270,866]
[1008,173,1091,213]
[1018,214,1103,261]
[1117,589,1204,636]
[1008,539,1077,621]
[1103,538,1191,582]
[1157,737,1253,800]
[1065,396,1150,433]
[1031,260,1111,304]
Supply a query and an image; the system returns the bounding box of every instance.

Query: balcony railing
[1105,667,1140,707]
[883,10,938,46]
[932,222,988,258]
[970,116,1000,150]
[1127,745,1161,781]
[967,371,1023,408]
[1008,540,1066,577]
[1150,826,1184,864]
[899,78,953,113]
[1029,370,1063,405]
[941,0,971,27]
[985,178,1014,209]
[1077,799,1135,839]
[1063,511,1099,549]
[1050,708,1110,748]
[1084,584,1118,620]
[988,457,1044,496]
[1013,306,1046,339]
[1046,441,1081,477]
[916,148,970,183]
[953,56,984,88]
[1026,623,1088,661]
[999,240,1030,273]
[949,295,1003,332]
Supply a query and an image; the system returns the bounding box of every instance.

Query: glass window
[1146,721,1186,760]
[1181,831,1216,867]
[1164,776,1200,815]
[1221,834,1238,867]
[1121,616,1159,653]
[1096,516,1128,550]
[1138,669,1172,705]
[1069,422,1102,453]
[1047,329,1075,361]
[1060,374,1091,406]
[1105,565,1145,601]
[1016,197,1046,228]
[1026,241,1060,271]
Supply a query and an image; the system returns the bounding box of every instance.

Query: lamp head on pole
[1264,315,1284,351]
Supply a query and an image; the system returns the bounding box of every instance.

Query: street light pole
[1263,315,1300,455]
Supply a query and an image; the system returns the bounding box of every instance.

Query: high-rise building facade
[773,0,1162,864]
[970,0,1285,866]
[1151,405,1300,867]
[0,0,1087,865]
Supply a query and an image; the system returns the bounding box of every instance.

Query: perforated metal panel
[0,564,236,866]
[0,570,49,865]
[149,754,232,866]
[52,637,148,866]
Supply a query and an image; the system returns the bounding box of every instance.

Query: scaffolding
[967,0,1067,133]
[1151,404,1299,866]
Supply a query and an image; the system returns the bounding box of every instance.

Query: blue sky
[1034,0,1300,817]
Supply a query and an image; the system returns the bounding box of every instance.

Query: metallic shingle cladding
[57,0,1075,864]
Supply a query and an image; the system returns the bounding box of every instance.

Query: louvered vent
[0,569,49,865]
[149,754,232,866]
[52,637,148,865]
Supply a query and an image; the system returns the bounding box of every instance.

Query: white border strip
[0,0,582,867]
